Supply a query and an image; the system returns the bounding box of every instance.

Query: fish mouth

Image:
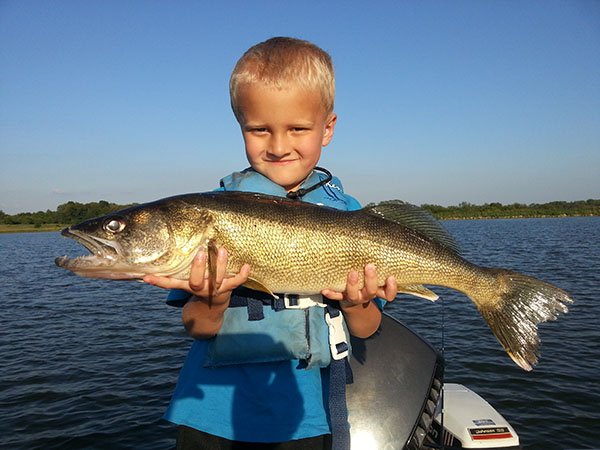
[55,228,183,280]
[61,227,123,260]
[55,228,131,278]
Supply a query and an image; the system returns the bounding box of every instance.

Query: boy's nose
[267,134,291,157]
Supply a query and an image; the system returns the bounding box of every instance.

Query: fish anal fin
[398,284,439,301]
[243,277,276,297]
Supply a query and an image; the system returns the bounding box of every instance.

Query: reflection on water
[0,217,599,449]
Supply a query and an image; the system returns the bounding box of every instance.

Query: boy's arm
[144,249,250,339]
[321,264,397,338]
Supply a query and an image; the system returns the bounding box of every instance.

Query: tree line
[421,199,600,219]
[0,198,598,227]
[0,200,137,227]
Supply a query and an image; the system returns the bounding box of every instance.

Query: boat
[346,312,520,449]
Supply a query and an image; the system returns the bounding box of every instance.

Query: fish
[55,190,572,370]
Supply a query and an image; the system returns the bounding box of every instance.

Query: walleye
[56,191,572,370]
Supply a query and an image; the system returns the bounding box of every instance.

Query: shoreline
[1,214,598,234]
[0,224,66,234]
[440,213,598,220]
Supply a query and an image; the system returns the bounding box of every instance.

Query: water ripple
[1,219,599,449]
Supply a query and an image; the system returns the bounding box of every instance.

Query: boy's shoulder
[312,173,362,211]
[219,167,287,197]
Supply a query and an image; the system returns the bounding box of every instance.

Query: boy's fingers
[214,248,229,288]
[238,263,251,281]
[345,270,360,302]
[385,276,398,301]
[188,252,207,292]
[144,274,185,290]
[363,264,378,297]
[321,289,344,301]
[222,263,251,292]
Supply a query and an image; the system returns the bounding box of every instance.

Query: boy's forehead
[239,83,328,120]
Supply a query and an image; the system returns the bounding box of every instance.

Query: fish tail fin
[469,268,572,371]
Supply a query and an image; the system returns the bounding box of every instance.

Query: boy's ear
[321,113,337,147]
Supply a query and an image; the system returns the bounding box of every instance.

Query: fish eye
[103,218,126,233]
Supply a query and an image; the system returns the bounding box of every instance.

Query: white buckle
[325,311,349,360]
[282,294,327,309]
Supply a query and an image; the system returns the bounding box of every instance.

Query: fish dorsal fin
[363,200,460,254]
[242,277,276,297]
[397,284,439,301]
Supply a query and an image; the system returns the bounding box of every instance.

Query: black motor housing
[347,312,444,450]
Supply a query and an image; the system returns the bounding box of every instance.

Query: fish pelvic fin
[243,277,276,297]
[471,268,572,371]
[362,200,460,253]
[398,284,439,301]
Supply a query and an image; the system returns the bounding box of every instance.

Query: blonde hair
[230,37,335,121]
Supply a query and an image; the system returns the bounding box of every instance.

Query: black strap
[246,298,264,321]
[286,167,333,200]
[326,306,352,450]
[228,289,291,320]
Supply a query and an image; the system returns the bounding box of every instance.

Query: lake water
[1,217,598,449]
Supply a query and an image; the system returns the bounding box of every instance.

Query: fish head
[55,199,212,280]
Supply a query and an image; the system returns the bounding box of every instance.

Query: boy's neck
[285,167,332,200]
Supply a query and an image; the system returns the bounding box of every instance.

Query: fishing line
[440,292,446,450]
[424,295,448,450]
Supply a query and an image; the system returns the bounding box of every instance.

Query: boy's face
[236,82,337,192]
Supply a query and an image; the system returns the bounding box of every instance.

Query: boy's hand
[321,264,398,307]
[143,248,251,305]
[321,264,397,338]
[144,248,250,339]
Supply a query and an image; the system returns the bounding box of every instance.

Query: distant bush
[420,199,600,219]
[1,200,137,226]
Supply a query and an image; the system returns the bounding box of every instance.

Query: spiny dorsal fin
[363,200,460,253]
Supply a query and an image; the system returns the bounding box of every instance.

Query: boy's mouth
[266,159,297,165]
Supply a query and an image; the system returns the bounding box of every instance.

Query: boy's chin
[275,176,309,193]
[260,169,311,192]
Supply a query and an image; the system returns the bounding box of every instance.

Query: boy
[144,37,398,449]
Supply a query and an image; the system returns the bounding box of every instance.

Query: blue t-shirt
[163,168,382,442]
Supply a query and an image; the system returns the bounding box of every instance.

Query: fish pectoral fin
[243,277,276,297]
[206,241,219,289]
[397,284,439,301]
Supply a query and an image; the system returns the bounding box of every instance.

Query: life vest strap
[325,307,350,360]
[326,305,351,450]
[277,293,328,310]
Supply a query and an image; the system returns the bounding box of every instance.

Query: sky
[1,0,599,215]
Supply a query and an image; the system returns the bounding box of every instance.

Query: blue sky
[1,0,599,215]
